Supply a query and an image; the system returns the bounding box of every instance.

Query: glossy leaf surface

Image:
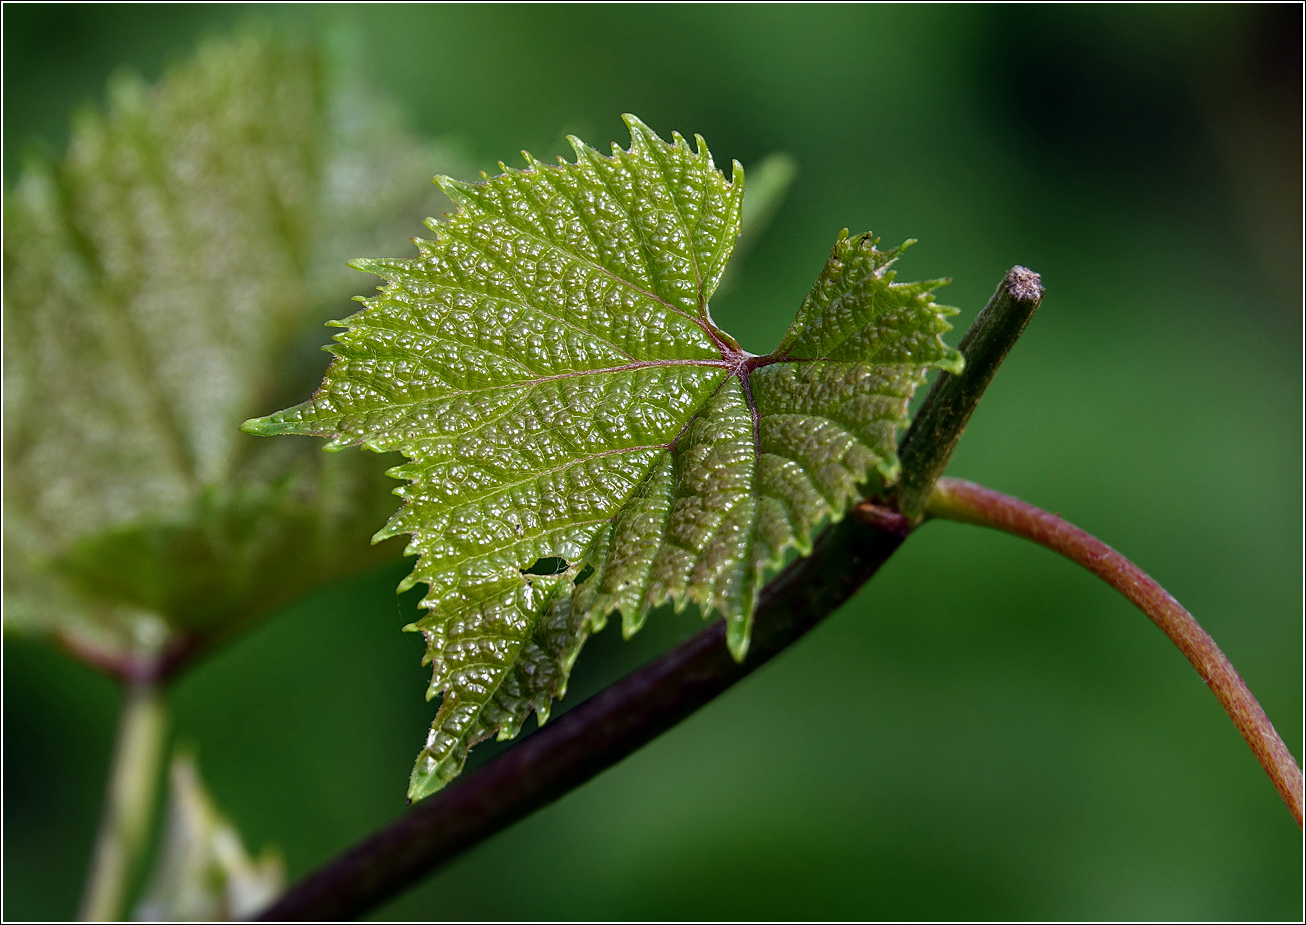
[244,116,963,799]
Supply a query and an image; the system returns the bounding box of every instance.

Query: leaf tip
[396,572,419,593]
[725,618,751,664]
[620,112,651,137]
[239,416,272,436]
[433,174,472,202]
[240,410,310,438]
[347,256,393,279]
[407,755,450,803]
[565,134,591,162]
[875,455,903,485]
[619,607,649,639]
[586,606,611,635]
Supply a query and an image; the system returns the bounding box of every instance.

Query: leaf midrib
[329,358,735,424]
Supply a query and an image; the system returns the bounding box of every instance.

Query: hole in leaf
[574,564,595,586]
[522,556,569,576]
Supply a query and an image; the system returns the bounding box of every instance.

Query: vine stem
[922,476,1304,827]
[78,680,167,921]
[257,265,1041,921]
[257,513,911,920]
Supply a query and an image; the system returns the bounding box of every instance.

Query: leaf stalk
[923,476,1304,827]
[78,680,168,921]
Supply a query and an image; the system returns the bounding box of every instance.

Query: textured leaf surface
[245,116,963,800]
[2,33,463,676]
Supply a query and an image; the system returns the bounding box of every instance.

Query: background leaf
[2,31,465,677]
[245,118,961,799]
[134,751,282,922]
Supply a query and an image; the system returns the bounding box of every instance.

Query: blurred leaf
[244,116,962,800]
[133,751,282,921]
[2,32,466,679]
[717,151,798,293]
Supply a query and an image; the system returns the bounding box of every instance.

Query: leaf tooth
[692,132,715,168]
[621,113,657,154]
[396,572,421,594]
[433,174,474,204]
[347,255,408,280]
[725,612,751,662]
[371,510,407,544]
[621,602,652,638]
[565,134,593,163]
[239,399,335,437]
[875,454,902,484]
[622,113,685,162]
[239,414,280,437]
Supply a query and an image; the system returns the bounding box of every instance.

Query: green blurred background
[4,3,1301,920]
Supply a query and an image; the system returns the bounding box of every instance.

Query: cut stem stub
[896,266,1044,521]
[920,476,1304,827]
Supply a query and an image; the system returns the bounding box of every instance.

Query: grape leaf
[2,32,465,678]
[134,752,283,921]
[243,115,963,800]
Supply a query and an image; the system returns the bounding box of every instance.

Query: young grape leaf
[243,115,963,800]
[2,32,465,679]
